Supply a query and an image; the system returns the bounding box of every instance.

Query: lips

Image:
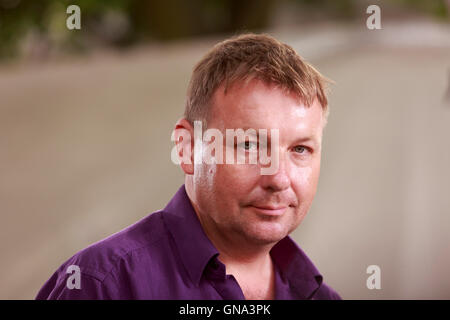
[249,204,288,216]
[252,204,287,210]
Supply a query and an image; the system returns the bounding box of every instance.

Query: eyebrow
[293,136,317,144]
[229,127,259,137]
[238,127,318,146]
[292,136,321,150]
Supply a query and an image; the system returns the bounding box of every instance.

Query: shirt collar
[270,236,323,299]
[162,184,219,286]
[162,184,323,297]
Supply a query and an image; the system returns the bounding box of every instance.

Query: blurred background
[1,0,449,299]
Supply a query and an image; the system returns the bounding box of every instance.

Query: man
[36,33,341,300]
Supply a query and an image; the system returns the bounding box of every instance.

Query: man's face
[192,79,325,246]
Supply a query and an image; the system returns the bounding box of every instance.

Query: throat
[226,257,276,300]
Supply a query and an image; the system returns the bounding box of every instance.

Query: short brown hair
[184,33,331,128]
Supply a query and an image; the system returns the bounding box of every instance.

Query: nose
[259,154,290,192]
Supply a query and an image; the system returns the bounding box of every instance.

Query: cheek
[215,164,259,196]
[290,165,320,228]
[292,163,320,199]
[195,163,216,189]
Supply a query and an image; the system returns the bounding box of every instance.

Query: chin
[243,223,290,245]
[248,234,286,246]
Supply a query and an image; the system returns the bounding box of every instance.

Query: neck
[217,244,273,276]
[207,224,276,300]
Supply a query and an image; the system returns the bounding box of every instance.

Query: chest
[236,274,276,300]
[241,283,275,300]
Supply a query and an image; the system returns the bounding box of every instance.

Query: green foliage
[0,0,448,61]
[0,0,133,59]
[394,0,449,19]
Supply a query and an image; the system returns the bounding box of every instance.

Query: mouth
[248,205,288,216]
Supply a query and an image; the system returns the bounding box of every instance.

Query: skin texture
[174,79,325,299]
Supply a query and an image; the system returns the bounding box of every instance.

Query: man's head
[174,33,331,247]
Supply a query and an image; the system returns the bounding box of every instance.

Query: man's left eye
[293,145,308,154]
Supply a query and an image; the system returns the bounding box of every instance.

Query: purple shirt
[36,185,341,300]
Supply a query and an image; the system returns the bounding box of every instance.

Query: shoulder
[70,210,167,275]
[71,210,167,273]
[312,282,342,300]
[36,211,167,299]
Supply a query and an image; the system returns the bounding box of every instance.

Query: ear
[173,118,195,175]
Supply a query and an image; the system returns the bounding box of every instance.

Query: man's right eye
[236,141,258,151]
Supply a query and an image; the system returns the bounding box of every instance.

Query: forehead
[209,79,324,137]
